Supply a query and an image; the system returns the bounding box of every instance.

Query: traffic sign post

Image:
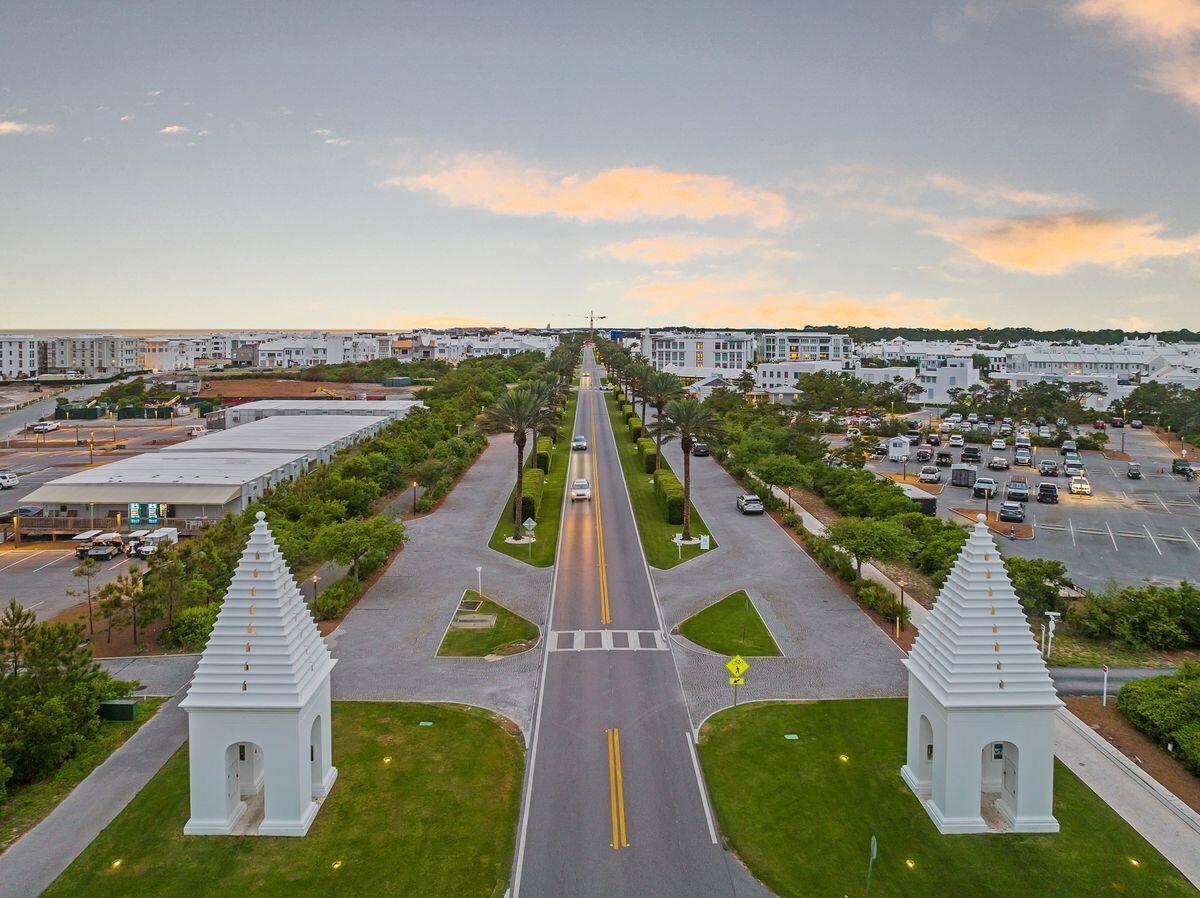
[524,517,536,558]
[1102,664,1109,707]
[726,655,751,723]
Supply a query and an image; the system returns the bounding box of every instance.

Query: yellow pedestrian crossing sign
[726,655,750,678]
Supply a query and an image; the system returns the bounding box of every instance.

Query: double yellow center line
[588,386,612,625]
[606,727,629,850]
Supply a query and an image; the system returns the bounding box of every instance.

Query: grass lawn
[45,701,525,898]
[678,590,781,657]
[698,698,1195,898]
[487,391,579,567]
[604,390,716,569]
[438,590,540,657]
[0,696,166,855]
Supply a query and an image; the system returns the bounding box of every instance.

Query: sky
[2,1,1199,332]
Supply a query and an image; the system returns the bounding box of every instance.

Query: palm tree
[482,387,551,540]
[525,378,560,457]
[644,370,684,470]
[628,361,653,421]
[653,398,725,541]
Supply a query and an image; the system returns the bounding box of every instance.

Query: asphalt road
[1050,666,1176,696]
[515,350,763,898]
[0,380,129,438]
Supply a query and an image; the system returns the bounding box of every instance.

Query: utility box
[98,699,138,722]
[382,376,411,387]
[950,463,978,488]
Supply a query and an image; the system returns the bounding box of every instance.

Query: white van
[135,527,179,558]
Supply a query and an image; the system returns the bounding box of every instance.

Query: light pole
[88,430,95,464]
[1045,611,1061,660]
[475,565,483,597]
[310,573,320,603]
[411,480,419,515]
[901,453,909,483]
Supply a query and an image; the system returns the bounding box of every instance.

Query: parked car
[984,414,995,424]
[1064,460,1086,478]
[973,477,999,498]
[0,471,18,490]
[927,433,941,446]
[1093,420,1106,430]
[1172,459,1195,477]
[948,434,965,448]
[1059,440,1078,456]
[987,456,1010,470]
[1037,426,1051,439]
[905,431,921,445]
[570,478,592,501]
[935,451,953,467]
[998,501,1025,523]
[918,465,941,483]
[187,425,208,437]
[571,435,588,451]
[736,494,764,515]
[134,527,179,558]
[1038,459,1059,477]
[998,424,1013,436]
[1130,419,1144,429]
[1069,475,1093,496]
[30,420,59,433]
[1055,417,1068,428]
[967,413,979,424]
[1014,448,1033,466]
[1111,417,1124,428]
[961,446,982,463]
[1037,483,1059,504]
[1126,462,1142,480]
[914,447,933,463]
[1005,480,1030,502]
[691,442,710,457]
[990,438,1007,450]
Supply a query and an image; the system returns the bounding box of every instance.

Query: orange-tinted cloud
[385,153,791,227]
[595,234,771,264]
[0,120,55,135]
[924,173,1083,209]
[933,212,1200,273]
[1070,0,1200,111]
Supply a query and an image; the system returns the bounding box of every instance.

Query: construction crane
[565,311,607,341]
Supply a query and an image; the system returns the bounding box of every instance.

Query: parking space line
[105,557,130,572]
[1156,494,1173,515]
[1184,529,1200,554]
[0,550,44,573]
[1106,522,1118,551]
[1143,525,1163,555]
[31,554,71,572]
[1067,518,1076,547]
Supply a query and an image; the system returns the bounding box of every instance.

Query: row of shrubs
[636,437,658,474]
[653,469,684,524]
[516,467,546,522]
[535,436,553,473]
[1117,664,1200,776]
[1069,582,1200,650]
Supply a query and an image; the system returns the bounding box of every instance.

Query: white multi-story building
[140,337,197,372]
[0,335,39,379]
[408,331,558,362]
[40,335,142,376]
[754,359,847,388]
[915,356,980,405]
[639,330,753,379]
[758,331,854,363]
[254,336,351,369]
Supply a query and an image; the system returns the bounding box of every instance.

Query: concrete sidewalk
[0,696,187,898]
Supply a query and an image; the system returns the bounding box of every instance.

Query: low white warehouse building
[223,399,423,428]
[23,451,310,521]
[164,415,387,465]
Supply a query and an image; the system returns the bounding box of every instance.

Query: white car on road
[0,471,18,489]
[570,478,592,501]
[30,420,60,433]
[571,435,588,451]
[990,438,1007,450]
[1069,475,1093,496]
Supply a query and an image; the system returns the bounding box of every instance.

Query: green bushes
[854,580,912,625]
[628,415,643,440]
[653,469,685,524]
[517,467,546,521]
[637,437,658,473]
[314,576,360,620]
[803,534,857,583]
[892,512,969,584]
[535,436,552,473]
[160,603,220,652]
[1069,582,1200,649]
[1117,665,1200,775]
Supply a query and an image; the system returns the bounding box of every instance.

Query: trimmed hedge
[854,580,912,626]
[516,467,545,522]
[314,576,360,620]
[637,437,658,473]
[535,436,552,473]
[653,469,685,524]
[160,603,220,652]
[1117,665,1200,776]
[628,415,643,440]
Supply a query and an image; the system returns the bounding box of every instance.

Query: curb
[1057,707,1200,837]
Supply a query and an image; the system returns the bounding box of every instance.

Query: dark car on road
[1038,459,1060,477]
[736,494,764,515]
[961,446,982,463]
[1037,483,1059,504]
[1127,463,1142,480]
[691,442,710,457]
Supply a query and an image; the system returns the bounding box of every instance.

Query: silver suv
[736,494,764,515]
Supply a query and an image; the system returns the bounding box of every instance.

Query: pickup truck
[1005,478,1031,502]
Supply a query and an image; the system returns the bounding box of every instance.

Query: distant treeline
[612,326,1200,345]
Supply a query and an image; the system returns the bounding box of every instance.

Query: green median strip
[437,590,539,657]
[603,390,715,569]
[698,699,1195,898]
[487,391,578,567]
[678,590,781,657]
[44,702,525,898]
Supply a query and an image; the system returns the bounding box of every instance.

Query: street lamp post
[475,565,483,597]
[310,573,320,604]
[411,480,419,515]
[900,454,909,483]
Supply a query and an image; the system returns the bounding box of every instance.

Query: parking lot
[870,424,1200,591]
[0,544,131,619]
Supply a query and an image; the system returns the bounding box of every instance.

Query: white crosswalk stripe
[546,629,669,652]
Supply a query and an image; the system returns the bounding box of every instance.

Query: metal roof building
[223,399,423,428]
[164,414,387,465]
